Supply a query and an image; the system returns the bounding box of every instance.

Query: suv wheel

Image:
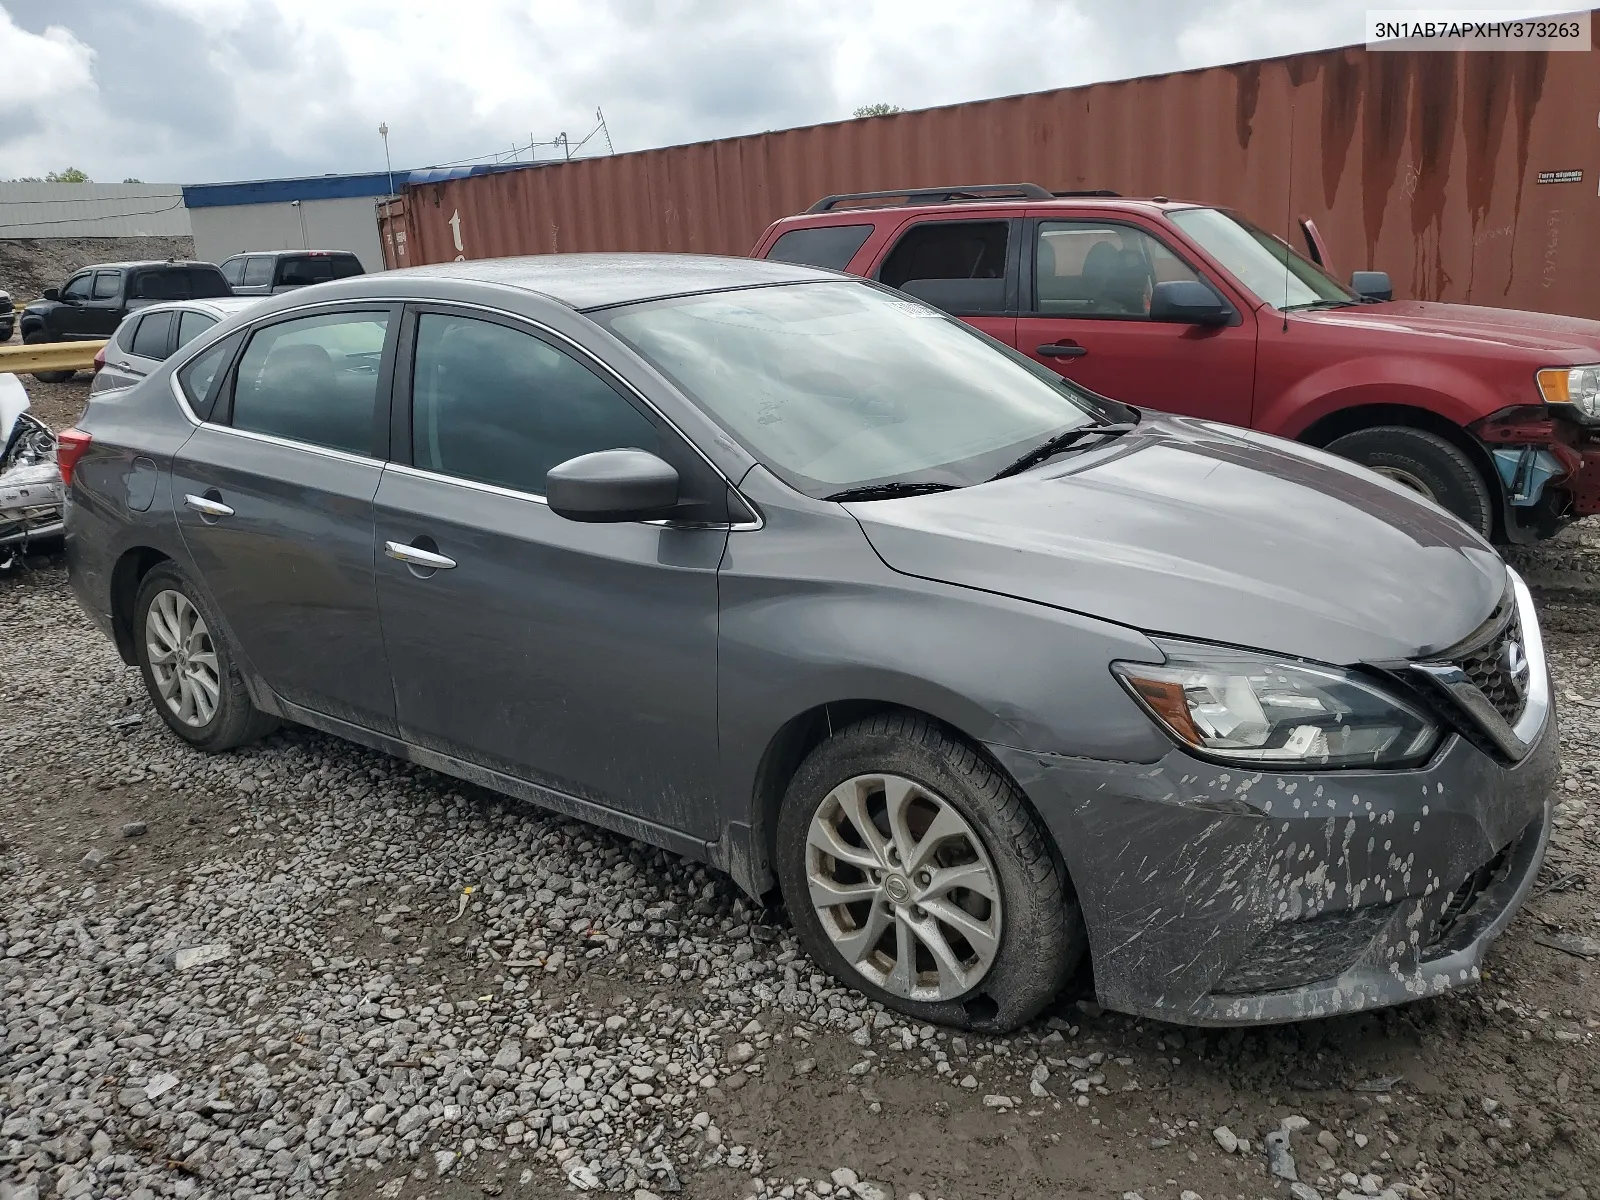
[1326,425,1494,538]
[775,711,1084,1032]
[23,331,74,383]
[134,564,278,751]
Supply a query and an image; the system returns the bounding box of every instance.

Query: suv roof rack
[806,183,1054,213]
[1052,189,1121,197]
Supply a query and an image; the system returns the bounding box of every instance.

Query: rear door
[170,304,399,733]
[1015,215,1258,427]
[373,304,727,836]
[873,217,1020,347]
[237,257,274,295]
[97,311,172,391]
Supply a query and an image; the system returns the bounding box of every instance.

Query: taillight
[56,428,92,487]
[92,345,106,373]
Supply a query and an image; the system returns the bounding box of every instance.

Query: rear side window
[131,271,187,301]
[175,310,216,350]
[220,258,246,286]
[877,221,1010,315]
[92,272,121,299]
[187,268,232,299]
[177,330,244,422]
[275,255,364,286]
[765,225,872,271]
[230,311,390,455]
[411,312,658,496]
[241,258,273,287]
[130,310,174,359]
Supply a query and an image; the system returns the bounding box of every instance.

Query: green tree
[852,103,903,118]
[123,177,143,184]
[44,167,91,182]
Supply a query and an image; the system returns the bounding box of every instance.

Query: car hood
[849,416,1507,665]
[1299,299,1600,358]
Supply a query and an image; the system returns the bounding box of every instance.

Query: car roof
[71,260,223,272]
[372,253,838,310]
[786,196,1203,220]
[225,249,361,258]
[126,296,265,319]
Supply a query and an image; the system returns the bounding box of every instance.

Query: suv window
[177,330,244,422]
[411,312,658,496]
[220,258,247,286]
[877,221,1009,315]
[276,255,364,287]
[231,311,389,455]
[61,274,93,302]
[186,268,232,299]
[92,272,122,300]
[130,310,174,359]
[1034,221,1201,317]
[766,225,873,271]
[241,257,273,287]
[175,310,217,350]
[131,270,188,301]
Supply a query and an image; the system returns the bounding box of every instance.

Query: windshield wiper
[823,481,959,503]
[1281,299,1358,312]
[988,422,1136,482]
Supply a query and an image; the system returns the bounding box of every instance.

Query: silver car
[91,296,264,395]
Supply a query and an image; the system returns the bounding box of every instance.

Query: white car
[91,296,265,395]
[0,372,62,562]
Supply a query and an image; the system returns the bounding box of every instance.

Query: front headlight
[1113,641,1439,768]
[1537,365,1600,420]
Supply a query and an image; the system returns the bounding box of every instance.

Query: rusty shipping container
[380,24,1600,319]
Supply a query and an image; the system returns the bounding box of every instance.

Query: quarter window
[176,330,244,422]
[766,225,873,271]
[130,311,174,359]
[1034,221,1202,317]
[175,310,217,350]
[92,272,121,300]
[231,311,390,455]
[410,313,658,496]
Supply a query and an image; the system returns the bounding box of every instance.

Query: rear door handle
[385,540,457,570]
[1036,343,1088,358]
[183,493,233,518]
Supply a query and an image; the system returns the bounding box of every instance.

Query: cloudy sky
[0,0,1547,184]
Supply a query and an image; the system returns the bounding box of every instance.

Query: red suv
[751,183,1600,542]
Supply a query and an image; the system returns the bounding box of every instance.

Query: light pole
[379,122,395,196]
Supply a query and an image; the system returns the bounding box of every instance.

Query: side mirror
[547,449,679,523]
[43,288,61,302]
[1148,280,1230,326]
[1350,270,1392,301]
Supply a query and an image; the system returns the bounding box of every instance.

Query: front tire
[133,564,278,751]
[775,711,1084,1032]
[23,331,74,383]
[1325,425,1494,538]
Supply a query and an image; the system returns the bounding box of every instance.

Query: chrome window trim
[184,420,387,468]
[168,293,766,529]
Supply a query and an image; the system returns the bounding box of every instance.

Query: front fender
[1261,356,1505,441]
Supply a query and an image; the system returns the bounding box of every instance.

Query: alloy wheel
[145,589,220,728]
[1370,464,1438,501]
[805,773,1002,1002]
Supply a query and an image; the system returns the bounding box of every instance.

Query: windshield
[598,281,1105,496]
[1169,207,1357,310]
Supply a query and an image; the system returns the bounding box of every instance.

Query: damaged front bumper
[1470,406,1600,541]
[992,582,1558,1027]
[0,410,64,555]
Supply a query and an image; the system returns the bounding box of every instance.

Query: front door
[52,273,96,338]
[374,308,727,837]
[1016,217,1258,428]
[171,305,399,733]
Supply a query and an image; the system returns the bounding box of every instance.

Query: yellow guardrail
[0,340,106,375]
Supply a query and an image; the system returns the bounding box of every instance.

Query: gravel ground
[5,382,1600,1200]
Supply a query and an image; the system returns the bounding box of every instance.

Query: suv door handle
[385,540,457,570]
[1036,342,1088,358]
[183,493,234,518]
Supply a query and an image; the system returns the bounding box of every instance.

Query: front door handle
[183,493,234,518]
[1036,342,1088,358]
[385,540,457,570]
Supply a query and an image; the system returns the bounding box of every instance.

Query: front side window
[92,272,121,300]
[61,274,93,302]
[877,220,1009,315]
[411,313,658,495]
[175,310,217,350]
[231,311,390,455]
[1168,207,1355,310]
[130,310,174,359]
[600,281,1101,496]
[766,225,873,271]
[241,257,273,287]
[1034,222,1202,317]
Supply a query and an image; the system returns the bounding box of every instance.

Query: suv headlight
[1113,641,1439,768]
[1537,365,1600,420]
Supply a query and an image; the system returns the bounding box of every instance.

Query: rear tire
[133,563,278,752]
[23,331,74,383]
[775,710,1084,1033]
[1326,425,1494,538]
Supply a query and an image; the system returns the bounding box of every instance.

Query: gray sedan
[62,255,1556,1030]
